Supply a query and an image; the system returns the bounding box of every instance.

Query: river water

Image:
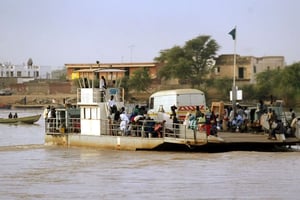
[0,109,300,200]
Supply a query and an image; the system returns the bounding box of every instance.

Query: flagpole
[233,29,236,88]
[231,26,237,115]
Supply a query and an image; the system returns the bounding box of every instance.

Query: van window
[149,97,154,109]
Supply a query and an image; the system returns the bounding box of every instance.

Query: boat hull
[45,131,300,152]
[45,131,218,150]
[0,114,41,124]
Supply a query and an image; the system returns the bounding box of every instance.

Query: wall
[9,81,72,95]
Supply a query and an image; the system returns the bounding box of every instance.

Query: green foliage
[155,35,220,87]
[128,68,151,92]
[281,62,300,92]
[255,62,300,105]
[119,76,130,100]
[211,77,232,98]
[156,46,188,80]
[206,62,300,106]
[240,84,257,100]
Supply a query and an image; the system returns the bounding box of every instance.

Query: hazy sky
[0,0,299,68]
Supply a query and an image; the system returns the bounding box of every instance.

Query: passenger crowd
[182,99,298,140]
[44,93,298,140]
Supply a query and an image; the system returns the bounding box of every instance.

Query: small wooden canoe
[0,114,41,124]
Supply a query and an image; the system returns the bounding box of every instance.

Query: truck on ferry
[147,89,207,121]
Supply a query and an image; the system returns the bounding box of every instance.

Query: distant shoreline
[0,94,77,106]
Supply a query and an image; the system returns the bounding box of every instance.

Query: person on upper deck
[100,76,106,90]
[108,95,117,114]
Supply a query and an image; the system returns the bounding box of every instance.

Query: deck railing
[45,117,198,140]
[77,87,125,104]
[45,117,81,134]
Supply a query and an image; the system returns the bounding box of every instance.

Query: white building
[0,62,40,83]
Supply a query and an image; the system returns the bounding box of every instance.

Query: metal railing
[45,117,198,140]
[45,117,81,134]
[77,87,125,104]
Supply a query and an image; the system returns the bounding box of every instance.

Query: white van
[147,89,206,121]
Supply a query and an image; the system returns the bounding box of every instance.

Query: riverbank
[0,94,77,108]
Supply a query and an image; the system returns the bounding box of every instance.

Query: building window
[277,66,280,70]
[17,71,22,77]
[253,65,256,73]
[267,66,270,70]
[238,67,244,79]
[34,71,39,77]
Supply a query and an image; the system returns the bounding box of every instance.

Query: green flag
[229,27,236,40]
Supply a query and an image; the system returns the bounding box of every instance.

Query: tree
[119,76,130,100]
[277,62,300,105]
[155,35,220,87]
[281,62,300,92]
[255,62,300,106]
[128,68,152,92]
[211,77,232,99]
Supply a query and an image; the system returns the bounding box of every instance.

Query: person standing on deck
[120,107,129,135]
[289,108,295,124]
[170,105,177,119]
[99,76,107,102]
[43,105,50,120]
[267,108,274,129]
[290,112,297,137]
[267,108,276,138]
[195,106,202,119]
[100,76,106,90]
[108,95,117,114]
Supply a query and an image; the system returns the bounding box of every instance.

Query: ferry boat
[45,86,300,152]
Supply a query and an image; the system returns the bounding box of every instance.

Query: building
[64,55,285,88]
[65,62,160,86]
[213,55,285,85]
[0,62,41,88]
[0,62,40,79]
